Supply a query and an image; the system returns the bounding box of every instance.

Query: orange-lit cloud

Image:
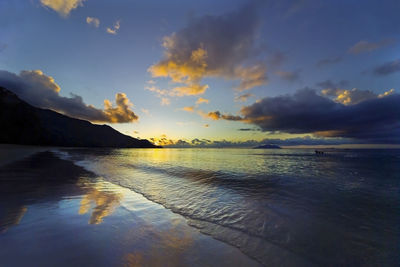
[205,111,222,120]
[196,97,209,105]
[0,69,139,123]
[40,0,86,17]
[321,87,395,105]
[161,97,170,106]
[79,188,122,224]
[181,106,195,112]
[106,20,120,35]
[21,70,61,92]
[148,3,267,98]
[86,17,100,28]
[171,84,209,96]
[198,110,242,121]
[234,64,268,91]
[103,93,138,123]
[150,135,176,146]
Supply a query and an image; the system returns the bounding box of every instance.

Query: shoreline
[0,149,260,266]
[0,144,51,167]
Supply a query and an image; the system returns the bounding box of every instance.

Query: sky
[0,0,399,147]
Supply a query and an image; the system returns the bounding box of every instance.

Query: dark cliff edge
[0,87,160,148]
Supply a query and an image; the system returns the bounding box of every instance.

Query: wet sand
[0,150,260,266]
[0,144,48,167]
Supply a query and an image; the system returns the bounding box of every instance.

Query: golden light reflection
[79,187,122,224]
[122,219,194,266]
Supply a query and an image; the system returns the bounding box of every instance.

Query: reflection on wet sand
[0,152,123,229]
[79,187,122,224]
[0,206,27,233]
[123,219,194,266]
[0,151,94,231]
[0,151,260,267]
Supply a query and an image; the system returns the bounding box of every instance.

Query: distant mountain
[254,144,281,149]
[0,87,160,148]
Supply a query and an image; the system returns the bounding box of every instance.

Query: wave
[54,148,400,266]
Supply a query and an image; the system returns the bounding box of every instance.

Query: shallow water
[0,151,259,267]
[59,148,400,266]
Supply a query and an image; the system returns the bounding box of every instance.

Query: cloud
[235,93,254,102]
[378,88,395,98]
[145,85,169,96]
[106,20,120,35]
[40,0,85,17]
[205,111,221,120]
[86,17,100,28]
[321,87,395,105]
[103,93,138,123]
[146,84,208,98]
[145,85,173,105]
[316,56,342,67]
[275,69,301,82]
[196,97,209,105]
[238,128,258,131]
[157,135,359,148]
[200,110,242,121]
[148,2,267,97]
[373,59,400,75]
[161,97,170,106]
[348,39,395,54]
[0,69,138,123]
[181,106,195,112]
[237,88,400,143]
[317,80,394,105]
[171,84,208,96]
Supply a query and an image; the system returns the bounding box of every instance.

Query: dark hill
[0,87,159,148]
[254,144,281,149]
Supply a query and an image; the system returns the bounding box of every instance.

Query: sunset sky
[0,0,399,146]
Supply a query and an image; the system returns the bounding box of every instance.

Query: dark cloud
[316,56,342,67]
[373,59,400,75]
[317,80,395,105]
[238,128,259,131]
[148,1,267,95]
[0,70,138,123]
[238,88,400,143]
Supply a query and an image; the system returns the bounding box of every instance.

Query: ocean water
[60,148,400,266]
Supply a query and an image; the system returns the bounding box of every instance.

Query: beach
[1,146,399,266]
[0,148,259,266]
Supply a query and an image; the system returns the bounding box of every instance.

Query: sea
[57,148,400,266]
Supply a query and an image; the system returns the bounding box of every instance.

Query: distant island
[254,144,281,149]
[0,87,159,148]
